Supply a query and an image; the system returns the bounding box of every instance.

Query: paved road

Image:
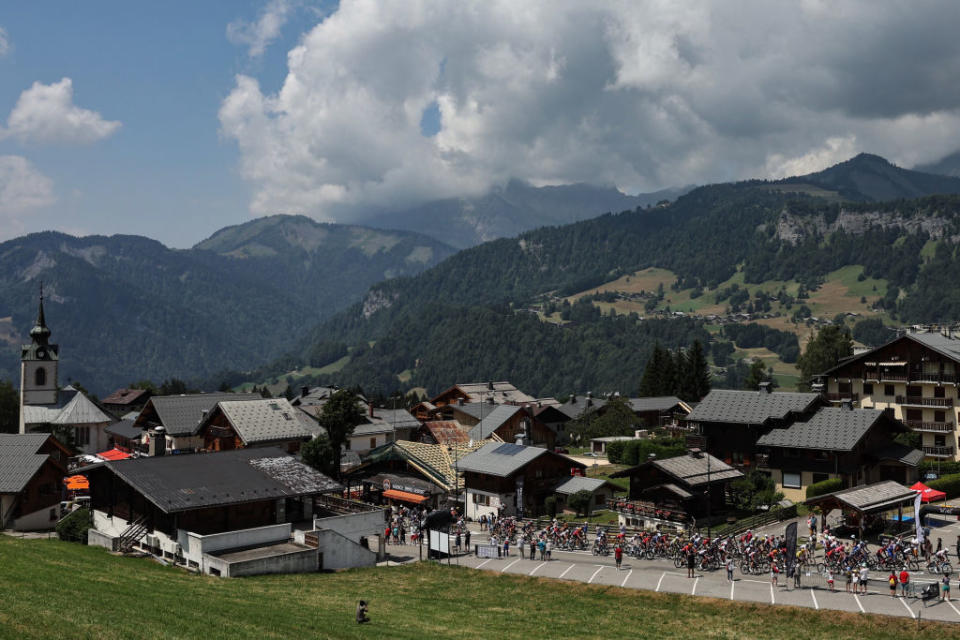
[450,547,960,624]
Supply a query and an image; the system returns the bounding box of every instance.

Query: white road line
[898,597,915,619]
[946,599,960,618]
[559,563,576,579]
[501,559,521,573]
[476,559,492,569]
[810,589,818,610]
[730,581,735,600]
[621,569,632,588]
[656,572,666,592]
[770,584,775,605]
[588,567,605,584]
[529,562,546,576]
[853,593,865,613]
[743,579,768,584]
[692,577,699,596]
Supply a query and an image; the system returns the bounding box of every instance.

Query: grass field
[0,536,955,640]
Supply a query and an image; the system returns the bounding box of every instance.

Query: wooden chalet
[0,434,71,531]
[430,381,534,408]
[196,398,315,453]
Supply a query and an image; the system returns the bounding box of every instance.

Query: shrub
[55,507,91,543]
[927,473,960,499]
[568,490,593,517]
[605,440,627,464]
[805,477,842,500]
[544,496,558,518]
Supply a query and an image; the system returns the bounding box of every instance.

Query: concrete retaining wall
[180,523,291,564]
[313,509,384,544]
[313,529,377,570]
[203,547,317,578]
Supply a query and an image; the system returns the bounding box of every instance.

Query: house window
[863,383,873,395]
[74,426,90,447]
[35,367,46,386]
[935,387,946,399]
[884,385,895,396]
[782,472,801,489]
[472,493,490,506]
[370,437,376,449]
[935,435,946,447]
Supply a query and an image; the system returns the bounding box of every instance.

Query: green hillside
[0,536,950,640]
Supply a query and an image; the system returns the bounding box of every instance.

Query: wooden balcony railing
[896,396,953,407]
[922,446,955,458]
[904,420,955,433]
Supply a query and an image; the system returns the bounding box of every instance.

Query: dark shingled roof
[557,397,607,421]
[627,396,687,413]
[88,448,341,513]
[0,434,54,493]
[805,480,916,511]
[105,419,143,441]
[875,443,924,467]
[652,452,743,487]
[685,389,820,425]
[138,393,260,436]
[756,408,883,451]
[467,405,523,441]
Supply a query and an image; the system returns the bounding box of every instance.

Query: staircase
[116,516,148,553]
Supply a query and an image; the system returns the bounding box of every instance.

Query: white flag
[914,491,923,545]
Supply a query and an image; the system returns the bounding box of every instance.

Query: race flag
[914,490,924,545]
[784,521,798,574]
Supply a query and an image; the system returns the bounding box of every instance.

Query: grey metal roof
[50,392,115,425]
[141,392,260,436]
[652,453,743,487]
[105,419,143,441]
[372,408,420,431]
[456,442,555,477]
[0,453,48,493]
[806,480,916,511]
[554,476,610,495]
[437,382,534,404]
[685,389,821,425]
[21,405,61,425]
[352,418,395,437]
[93,447,341,513]
[448,402,492,421]
[213,399,312,444]
[627,396,687,413]
[875,443,924,467]
[757,408,883,451]
[467,404,523,441]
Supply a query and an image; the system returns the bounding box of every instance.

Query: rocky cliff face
[775,207,958,244]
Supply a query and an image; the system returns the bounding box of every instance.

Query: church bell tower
[19,285,59,433]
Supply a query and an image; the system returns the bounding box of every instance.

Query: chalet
[467,405,555,450]
[557,392,607,422]
[610,451,743,528]
[104,419,142,451]
[133,392,260,452]
[683,387,823,467]
[0,434,71,530]
[418,420,472,446]
[626,396,693,428]
[817,330,960,461]
[755,407,921,501]
[456,443,585,519]
[531,403,572,439]
[197,398,314,453]
[553,476,618,514]
[101,388,151,416]
[431,381,534,408]
[84,447,386,575]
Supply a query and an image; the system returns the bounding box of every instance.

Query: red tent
[910,481,947,503]
[97,448,132,461]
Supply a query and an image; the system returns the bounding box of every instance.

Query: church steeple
[29,282,51,346]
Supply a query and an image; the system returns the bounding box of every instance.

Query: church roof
[50,392,115,425]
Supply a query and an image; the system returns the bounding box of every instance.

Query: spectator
[726,557,735,582]
[356,600,370,624]
[614,544,623,570]
[899,569,910,597]
[464,529,471,551]
[888,571,898,597]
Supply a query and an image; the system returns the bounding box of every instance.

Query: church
[17,290,115,454]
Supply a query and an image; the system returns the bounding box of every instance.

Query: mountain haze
[915,150,960,178]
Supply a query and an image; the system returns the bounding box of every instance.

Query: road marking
[529,562,546,576]
[692,577,699,596]
[853,593,865,613]
[743,579,768,585]
[621,569,632,587]
[559,563,576,579]
[946,599,960,618]
[656,572,666,592]
[476,559,492,569]
[898,597,915,619]
[810,589,818,610]
[730,581,735,600]
[501,559,521,573]
[770,584,775,605]
[588,567,604,584]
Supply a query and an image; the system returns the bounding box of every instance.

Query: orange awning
[97,448,132,461]
[382,489,428,504]
[64,475,89,491]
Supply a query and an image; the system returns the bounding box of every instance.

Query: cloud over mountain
[0,155,55,239]
[3,78,121,145]
[220,0,960,222]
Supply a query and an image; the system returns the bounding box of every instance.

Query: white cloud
[0,155,55,239]
[219,0,960,221]
[227,0,292,58]
[0,26,10,57]
[3,78,121,145]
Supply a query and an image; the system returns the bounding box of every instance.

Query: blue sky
[3,2,960,248]
[0,2,325,246]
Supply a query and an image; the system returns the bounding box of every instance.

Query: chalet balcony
[755,453,770,469]
[895,396,953,408]
[905,420,955,433]
[825,392,859,403]
[922,446,955,458]
[909,372,957,384]
[879,372,909,382]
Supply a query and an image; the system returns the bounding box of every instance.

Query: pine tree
[679,340,711,401]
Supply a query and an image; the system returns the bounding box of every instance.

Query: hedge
[927,473,960,499]
[805,477,842,500]
[606,438,686,466]
[55,507,91,543]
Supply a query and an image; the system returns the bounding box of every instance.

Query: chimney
[587,391,593,399]
[148,425,166,457]
[301,386,309,398]
[570,393,577,404]
[758,381,772,394]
